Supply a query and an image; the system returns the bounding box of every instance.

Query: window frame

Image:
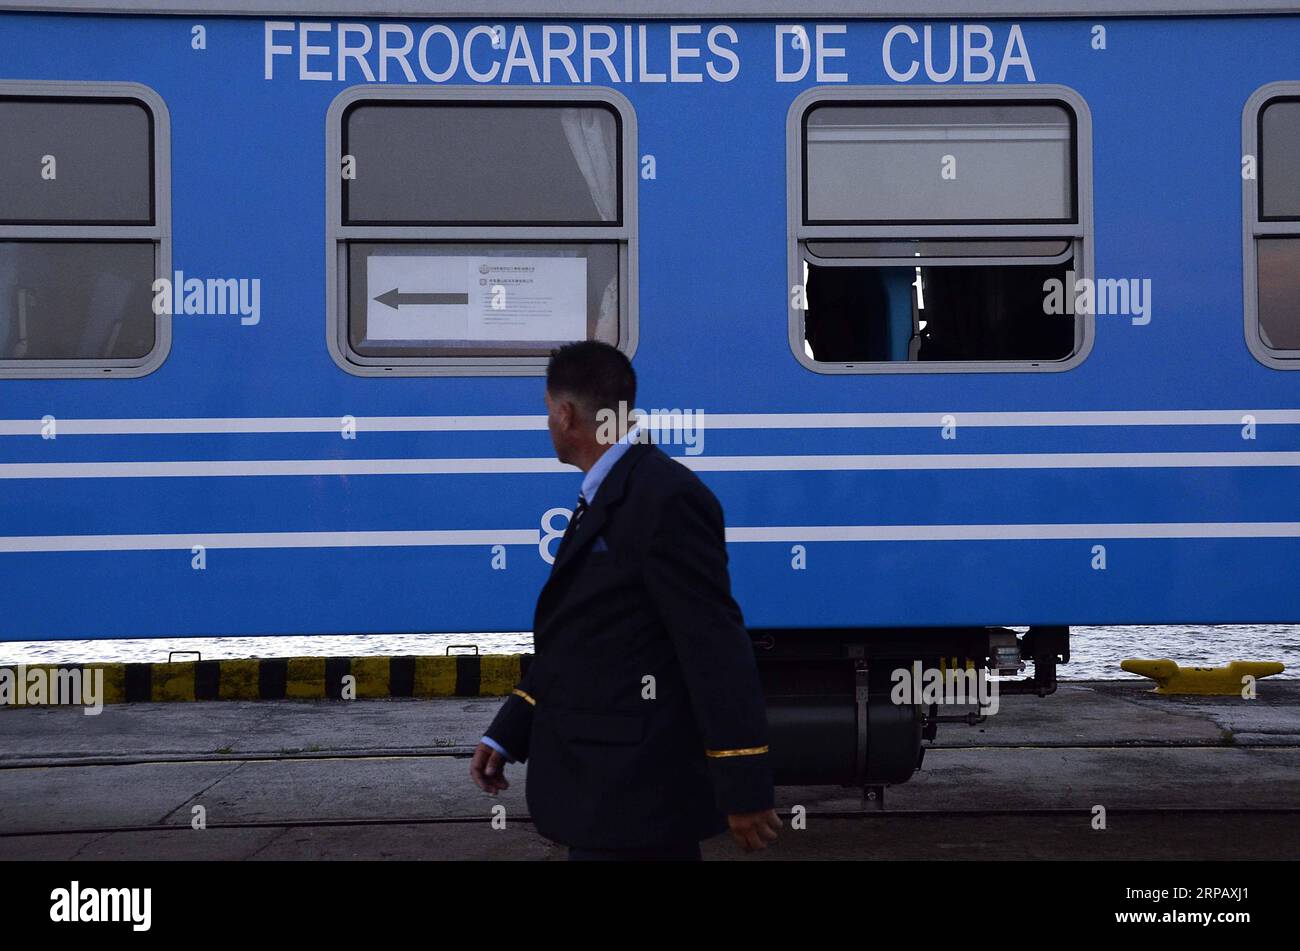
[325,84,638,378]
[0,80,171,379]
[787,84,1095,375]
[1243,81,1300,369]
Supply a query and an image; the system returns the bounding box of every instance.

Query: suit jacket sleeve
[484,670,537,763]
[644,482,774,815]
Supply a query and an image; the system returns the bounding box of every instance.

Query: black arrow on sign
[373,288,470,310]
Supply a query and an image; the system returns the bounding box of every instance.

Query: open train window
[326,86,637,376]
[0,82,170,379]
[787,86,1093,373]
[1244,83,1300,368]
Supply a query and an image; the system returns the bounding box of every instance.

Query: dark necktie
[570,493,589,534]
[553,493,588,564]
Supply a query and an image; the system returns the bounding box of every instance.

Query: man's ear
[554,396,576,432]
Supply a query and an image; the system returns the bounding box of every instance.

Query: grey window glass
[804,103,1073,223]
[1256,237,1300,350]
[0,99,152,224]
[347,242,618,357]
[344,104,620,225]
[1260,99,1300,220]
[806,238,1071,258]
[0,242,156,360]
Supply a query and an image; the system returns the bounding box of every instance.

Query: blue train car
[1,1,1297,779]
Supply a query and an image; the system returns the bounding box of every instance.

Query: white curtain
[594,274,618,342]
[0,253,18,358]
[561,107,619,336]
[561,107,618,222]
[81,268,133,358]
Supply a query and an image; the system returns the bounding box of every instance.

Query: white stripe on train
[2,409,1300,436]
[2,450,1299,479]
[3,521,1300,552]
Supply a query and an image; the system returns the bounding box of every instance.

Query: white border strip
[0,458,569,478]
[0,529,539,552]
[728,523,1300,542]
[2,409,1300,436]
[4,522,1300,553]
[0,416,547,436]
[0,2,1296,19]
[3,451,1299,479]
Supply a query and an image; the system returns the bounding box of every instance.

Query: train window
[326,87,637,376]
[1244,85,1300,367]
[788,87,1093,374]
[344,104,619,226]
[804,104,1074,224]
[0,83,170,378]
[0,99,152,224]
[0,242,157,360]
[1258,99,1300,220]
[1255,238,1300,350]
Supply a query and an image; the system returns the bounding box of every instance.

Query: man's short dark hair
[546,341,636,418]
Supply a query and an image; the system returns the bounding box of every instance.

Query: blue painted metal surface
[1,12,1297,638]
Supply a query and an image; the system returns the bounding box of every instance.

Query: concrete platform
[1,681,1297,860]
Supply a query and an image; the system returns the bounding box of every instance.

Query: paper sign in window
[365,254,586,343]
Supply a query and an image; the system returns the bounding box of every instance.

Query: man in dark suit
[469,341,781,860]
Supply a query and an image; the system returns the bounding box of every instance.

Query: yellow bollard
[1121,658,1285,695]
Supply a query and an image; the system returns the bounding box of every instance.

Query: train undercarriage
[754,626,1071,803]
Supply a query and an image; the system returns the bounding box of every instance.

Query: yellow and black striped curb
[0,654,532,705]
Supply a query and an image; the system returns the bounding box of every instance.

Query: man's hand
[469,742,510,795]
[727,808,782,852]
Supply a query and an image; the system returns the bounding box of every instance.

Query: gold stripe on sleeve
[511,688,536,706]
[705,745,769,758]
